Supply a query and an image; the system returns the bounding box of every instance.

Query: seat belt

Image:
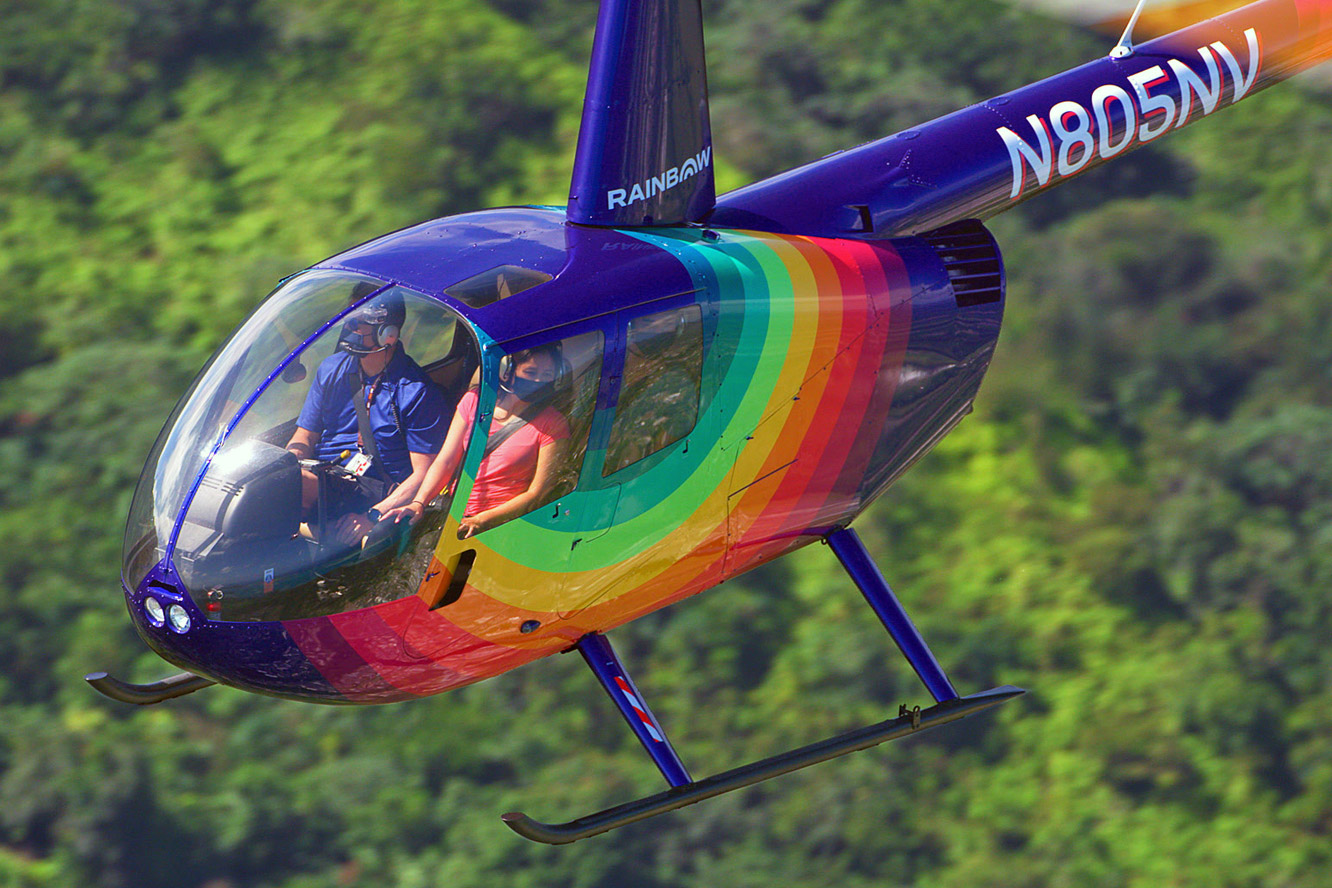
[482,410,534,460]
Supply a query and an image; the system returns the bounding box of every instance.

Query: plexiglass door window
[604,305,703,476]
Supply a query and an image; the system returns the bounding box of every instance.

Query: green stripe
[478,229,805,570]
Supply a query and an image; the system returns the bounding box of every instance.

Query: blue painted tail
[567,0,714,227]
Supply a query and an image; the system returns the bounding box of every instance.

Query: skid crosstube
[503,684,1025,845]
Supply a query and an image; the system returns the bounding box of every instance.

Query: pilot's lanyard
[356,374,384,453]
[348,369,397,484]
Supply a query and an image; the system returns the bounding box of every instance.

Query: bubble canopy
[123,270,482,622]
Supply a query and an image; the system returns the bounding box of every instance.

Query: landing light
[143,597,165,627]
[167,605,192,634]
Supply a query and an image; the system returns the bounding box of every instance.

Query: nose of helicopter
[112,268,505,703]
[119,557,353,701]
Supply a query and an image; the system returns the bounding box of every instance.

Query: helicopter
[88,0,1332,844]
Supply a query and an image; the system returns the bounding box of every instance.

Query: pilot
[286,286,447,544]
[385,343,569,538]
[604,308,698,474]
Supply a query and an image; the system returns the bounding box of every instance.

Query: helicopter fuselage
[127,209,1003,702]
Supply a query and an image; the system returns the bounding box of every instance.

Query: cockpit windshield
[123,271,482,622]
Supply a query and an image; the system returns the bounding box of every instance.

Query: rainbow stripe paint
[280,224,1000,702]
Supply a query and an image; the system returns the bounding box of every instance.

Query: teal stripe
[470,228,805,569]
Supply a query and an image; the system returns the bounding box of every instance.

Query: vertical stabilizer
[567,0,714,227]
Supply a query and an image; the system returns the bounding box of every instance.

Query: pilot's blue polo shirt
[297,349,447,482]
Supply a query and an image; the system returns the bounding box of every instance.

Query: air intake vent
[920,220,1005,307]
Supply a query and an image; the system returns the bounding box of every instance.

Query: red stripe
[729,237,897,556]
[284,615,403,702]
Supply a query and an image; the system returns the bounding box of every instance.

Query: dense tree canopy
[2,1,1330,885]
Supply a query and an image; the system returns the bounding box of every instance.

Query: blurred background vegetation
[2,0,1330,885]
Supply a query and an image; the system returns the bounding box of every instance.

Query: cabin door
[556,298,726,620]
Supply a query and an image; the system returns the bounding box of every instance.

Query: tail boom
[710,0,1332,238]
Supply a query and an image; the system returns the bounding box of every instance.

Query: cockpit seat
[174,440,309,609]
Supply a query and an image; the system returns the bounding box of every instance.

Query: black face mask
[504,375,553,403]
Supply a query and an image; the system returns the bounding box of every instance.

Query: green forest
[2,0,1331,884]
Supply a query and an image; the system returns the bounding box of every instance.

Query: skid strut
[825,527,958,703]
[576,632,692,788]
[504,526,1025,844]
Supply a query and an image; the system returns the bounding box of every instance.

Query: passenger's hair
[506,342,563,375]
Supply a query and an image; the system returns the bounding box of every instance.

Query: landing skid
[506,526,1026,845]
[504,685,1024,844]
[85,670,215,704]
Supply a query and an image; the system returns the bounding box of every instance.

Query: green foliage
[2,0,1332,885]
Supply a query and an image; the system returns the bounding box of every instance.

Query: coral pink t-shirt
[454,390,570,516]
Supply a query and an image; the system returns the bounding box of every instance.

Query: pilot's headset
[338,286,405,356]
[498,342,569,405]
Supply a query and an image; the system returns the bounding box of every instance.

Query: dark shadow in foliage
[0,0,268,138]
[1028,200,1271,430]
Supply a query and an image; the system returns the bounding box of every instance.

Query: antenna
[1110,0,1150,59]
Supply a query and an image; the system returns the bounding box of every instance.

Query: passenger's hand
[457,515,487,539]
[334,512,376,546]
[383,502,425,526]
[457,508,503,539]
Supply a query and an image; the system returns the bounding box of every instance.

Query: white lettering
[1212,28,1262,104]
[1051,101,1094,176]
[998,115,1053,199]
[1129,66,1176,142]
[1091,84,1136,158]
[997,29,1262,204]
[1170,48,1221,126]
[603,146,715,210]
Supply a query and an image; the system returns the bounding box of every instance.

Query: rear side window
[604,305,703,476]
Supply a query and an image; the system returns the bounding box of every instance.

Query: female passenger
[384,343,568,538]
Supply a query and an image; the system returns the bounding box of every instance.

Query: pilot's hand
[334,512,376,546]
